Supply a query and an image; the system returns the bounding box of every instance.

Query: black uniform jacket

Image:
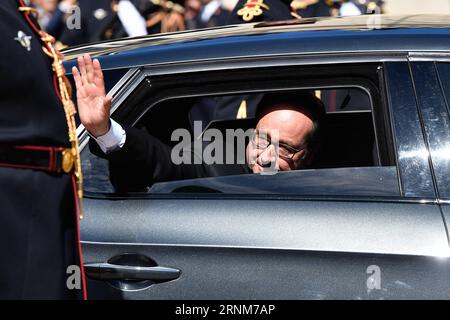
[59,0,128,47]
[90,126,250,192]
[227,0,292,24]
[0,0,80,299]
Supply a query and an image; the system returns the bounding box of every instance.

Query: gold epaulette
[237,0,270,22]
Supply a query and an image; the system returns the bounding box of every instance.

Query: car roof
[63,14,450,70]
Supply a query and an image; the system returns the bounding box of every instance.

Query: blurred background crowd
[28,0,447,48]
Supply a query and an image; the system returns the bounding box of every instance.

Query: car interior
[139,87,378,170]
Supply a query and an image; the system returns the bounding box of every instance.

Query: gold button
[62,149,75,173]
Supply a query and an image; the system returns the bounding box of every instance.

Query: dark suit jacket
[90,126,250,192]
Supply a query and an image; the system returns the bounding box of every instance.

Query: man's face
[246,105,314,173]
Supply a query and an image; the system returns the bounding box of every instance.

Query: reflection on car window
[82,149,115,193]
[149,167,400,197]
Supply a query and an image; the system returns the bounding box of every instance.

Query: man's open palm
[72,54,112,137]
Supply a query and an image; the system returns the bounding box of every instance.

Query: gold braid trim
[237,0,270,22]
[43,32,84,220]
[19,6,84,220]
[18,6,39,16]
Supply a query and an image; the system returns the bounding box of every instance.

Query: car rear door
[79,60,450,300]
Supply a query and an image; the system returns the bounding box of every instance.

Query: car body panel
[82,197,450,299]
[84,244,450,300]
[441,204,450,240]
[73,16,450,299]
[82,198,448,257]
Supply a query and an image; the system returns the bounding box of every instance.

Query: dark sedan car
[64,14,450,299]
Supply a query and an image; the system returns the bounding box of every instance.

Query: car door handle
[84,262,181,281]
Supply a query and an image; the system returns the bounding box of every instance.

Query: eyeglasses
[251,132,308,161]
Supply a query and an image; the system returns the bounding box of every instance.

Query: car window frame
[79,56,435,203]
[383,62,437,199]
[412,61,450,200]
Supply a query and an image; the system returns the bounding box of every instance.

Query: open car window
[81,65,400,198]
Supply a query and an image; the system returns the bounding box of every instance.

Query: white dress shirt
[90,119,126,154]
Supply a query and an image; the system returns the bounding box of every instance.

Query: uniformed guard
[291,0,382,18]
[57,0,123,46]
[189,0,295,125]
[0,0,86,299]
[57,0,147,47]
[136,0,186,34]
[228,0,294,24]
[189,0,233,30]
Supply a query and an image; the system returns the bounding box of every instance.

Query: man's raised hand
[72,54,112,137]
